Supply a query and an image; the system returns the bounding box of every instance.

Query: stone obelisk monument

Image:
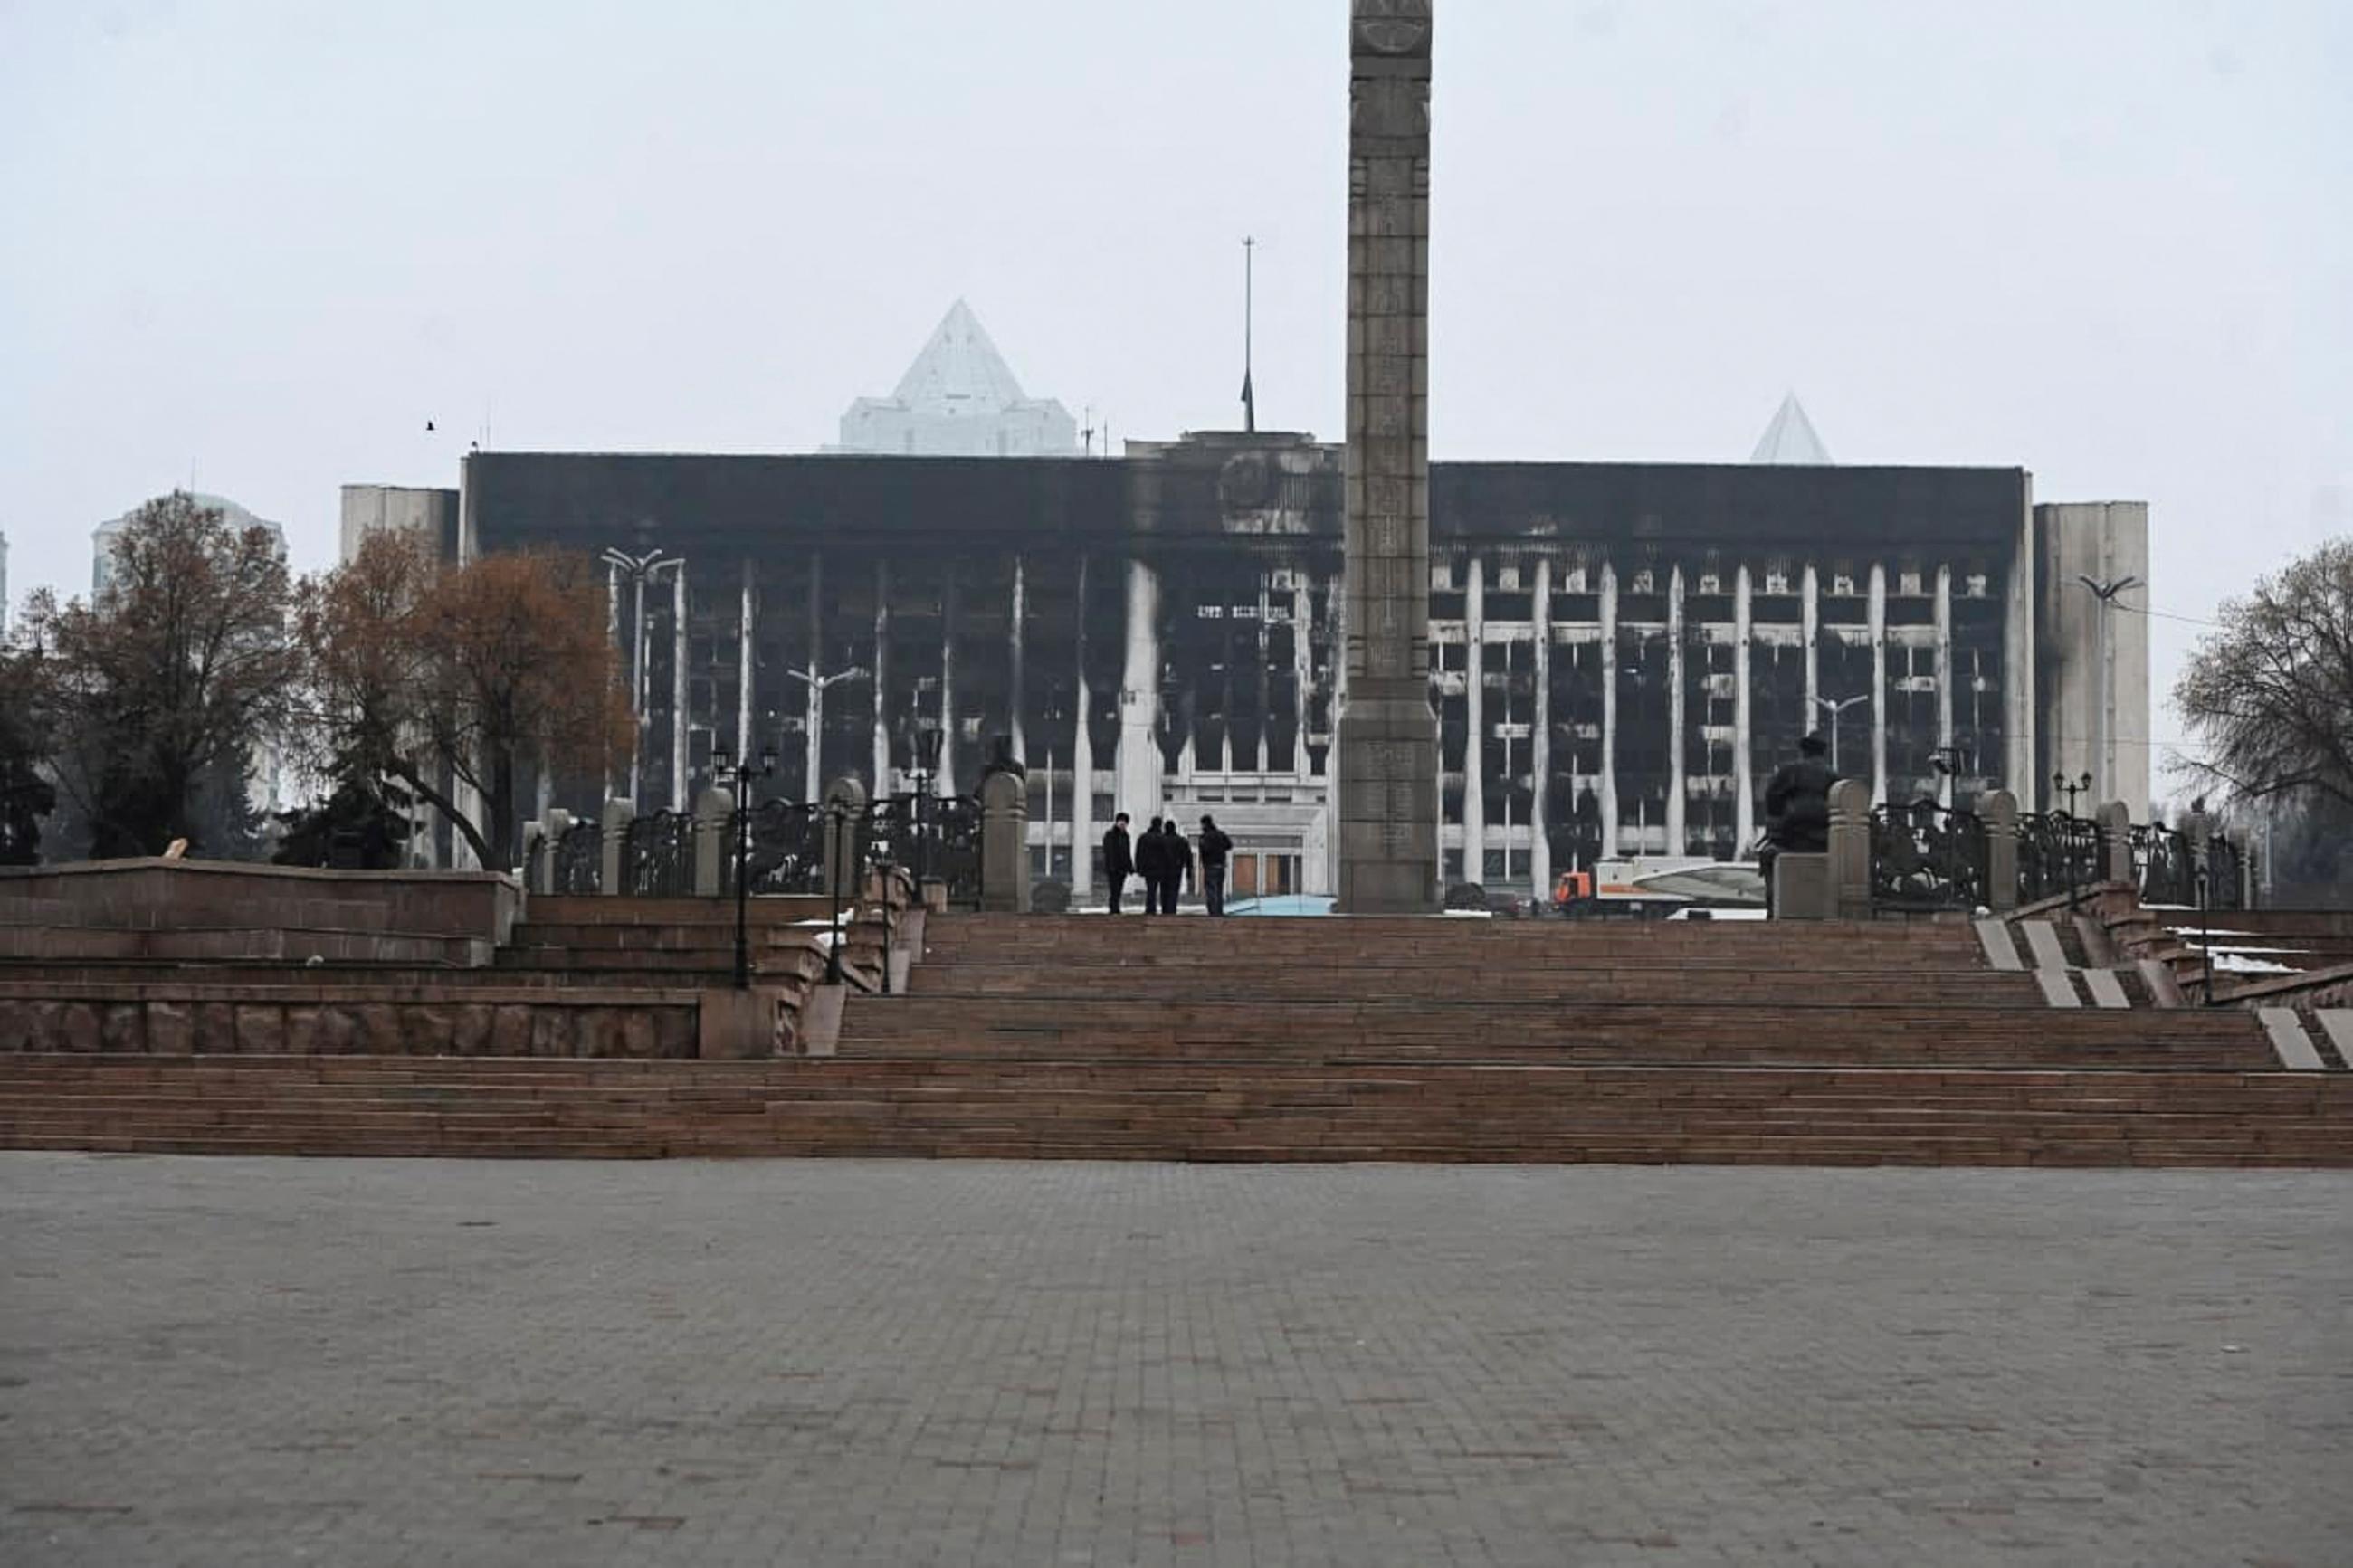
[1335,0,1439,913]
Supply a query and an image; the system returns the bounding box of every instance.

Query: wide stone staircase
[6,912,2347,1166]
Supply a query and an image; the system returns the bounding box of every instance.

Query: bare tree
[24,492,295,857]
[296,535,632,869]
[0,643,57,863]
[2176,537,2353,813]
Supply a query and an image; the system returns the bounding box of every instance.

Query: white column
[1530,556,1552,899]
[1462,555,1485,880]
[1935,564,1955,809]
[1115,558,1160,822]
[1325,569,1346,893]
[630,574,650,807]
[1072,556,1094,901]
[1256,575,1273,774]
[2006,489,2037,804]
[1008,555,1027,765]
[1599,561,1619,860]
[1666,564,1686,856]
[937,577,957,798]
[871,560,891,793]
[804,554,825,803]
[1734,564,1754,853]
[1868,562,1888,805]
[738,558,756,765]
[672,563,689,810]
[1291,575,1314,777]
[605,563,623,798]
[1801,564,1820,736]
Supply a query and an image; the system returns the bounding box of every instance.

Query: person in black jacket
[1196,814,1234,916]
[1100,813,1134,915]
[1135,818,1167,915]
[1160,820,1191,913]
[1760,733,1837,914]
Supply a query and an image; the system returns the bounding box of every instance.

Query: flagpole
[1243,235,1256,432]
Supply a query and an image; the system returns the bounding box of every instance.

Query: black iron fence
[864,792,984,909]
[551,819,602,895]
[551,793,981,906]
[2129,822,2196,907]
[622,811,697,898]
[2207,833,2247,911]
[724,800,828,897]
[2016,811,2101,906]
[1868,798,1987,913]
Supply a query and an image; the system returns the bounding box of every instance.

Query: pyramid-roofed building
[834,300,1078,457]
[1749,394,1834,465]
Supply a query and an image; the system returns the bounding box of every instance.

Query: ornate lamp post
[2053,770,2092,908]
[824,794,852,986]
[710,738,776,990]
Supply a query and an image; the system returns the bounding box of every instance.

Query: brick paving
[3,1155,2348,1567]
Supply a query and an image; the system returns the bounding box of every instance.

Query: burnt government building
[412,413,2145,904]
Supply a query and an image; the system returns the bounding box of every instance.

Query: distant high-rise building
[339,485,459,563]
[92,492,288,595]
[832,300,1079,457]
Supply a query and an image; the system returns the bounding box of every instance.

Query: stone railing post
[1978,790,2018,914]
[2095,801,2133,889]
[534,808,573,896]
[600,797,632,898]
[823,775,869,905]
[980,769,1030,913]
[2184,808,2214,906]
[692,786,731,898]
[1828,778,1872,919]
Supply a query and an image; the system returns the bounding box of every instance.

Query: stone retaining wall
[0,859,522,965]
[0,990,700,1059]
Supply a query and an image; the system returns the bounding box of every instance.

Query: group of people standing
[1100,813,1235,916]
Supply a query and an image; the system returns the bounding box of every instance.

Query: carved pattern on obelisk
[1334,0,1439,912]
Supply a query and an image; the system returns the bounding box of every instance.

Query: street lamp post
[2078,574,2140,803]
[1813,693,1872,775]
[2053,769,2092,908]
[786,663,869,803]
[902,725,944,897]
[710,739,776,990]
[601,546,684,807]
[824,794,851,986]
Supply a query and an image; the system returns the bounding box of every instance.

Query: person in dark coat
[1760,733,1837,913]
[1100,813,1134,915]
[1196,814,1234,916]
[1135,818,1168,915]
[1160,821,1192,913]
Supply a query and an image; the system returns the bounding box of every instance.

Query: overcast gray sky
[4,0,2347,760]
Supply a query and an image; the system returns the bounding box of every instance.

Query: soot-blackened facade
[461,432,2040,900]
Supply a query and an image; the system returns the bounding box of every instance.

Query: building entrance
[1232,851,1302,900]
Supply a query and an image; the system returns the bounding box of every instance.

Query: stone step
[898,966,2033,1003]
[5,1056,2348,1166]
[837,995,2274,1069]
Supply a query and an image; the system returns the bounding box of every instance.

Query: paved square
[3,1155,2348,1567]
